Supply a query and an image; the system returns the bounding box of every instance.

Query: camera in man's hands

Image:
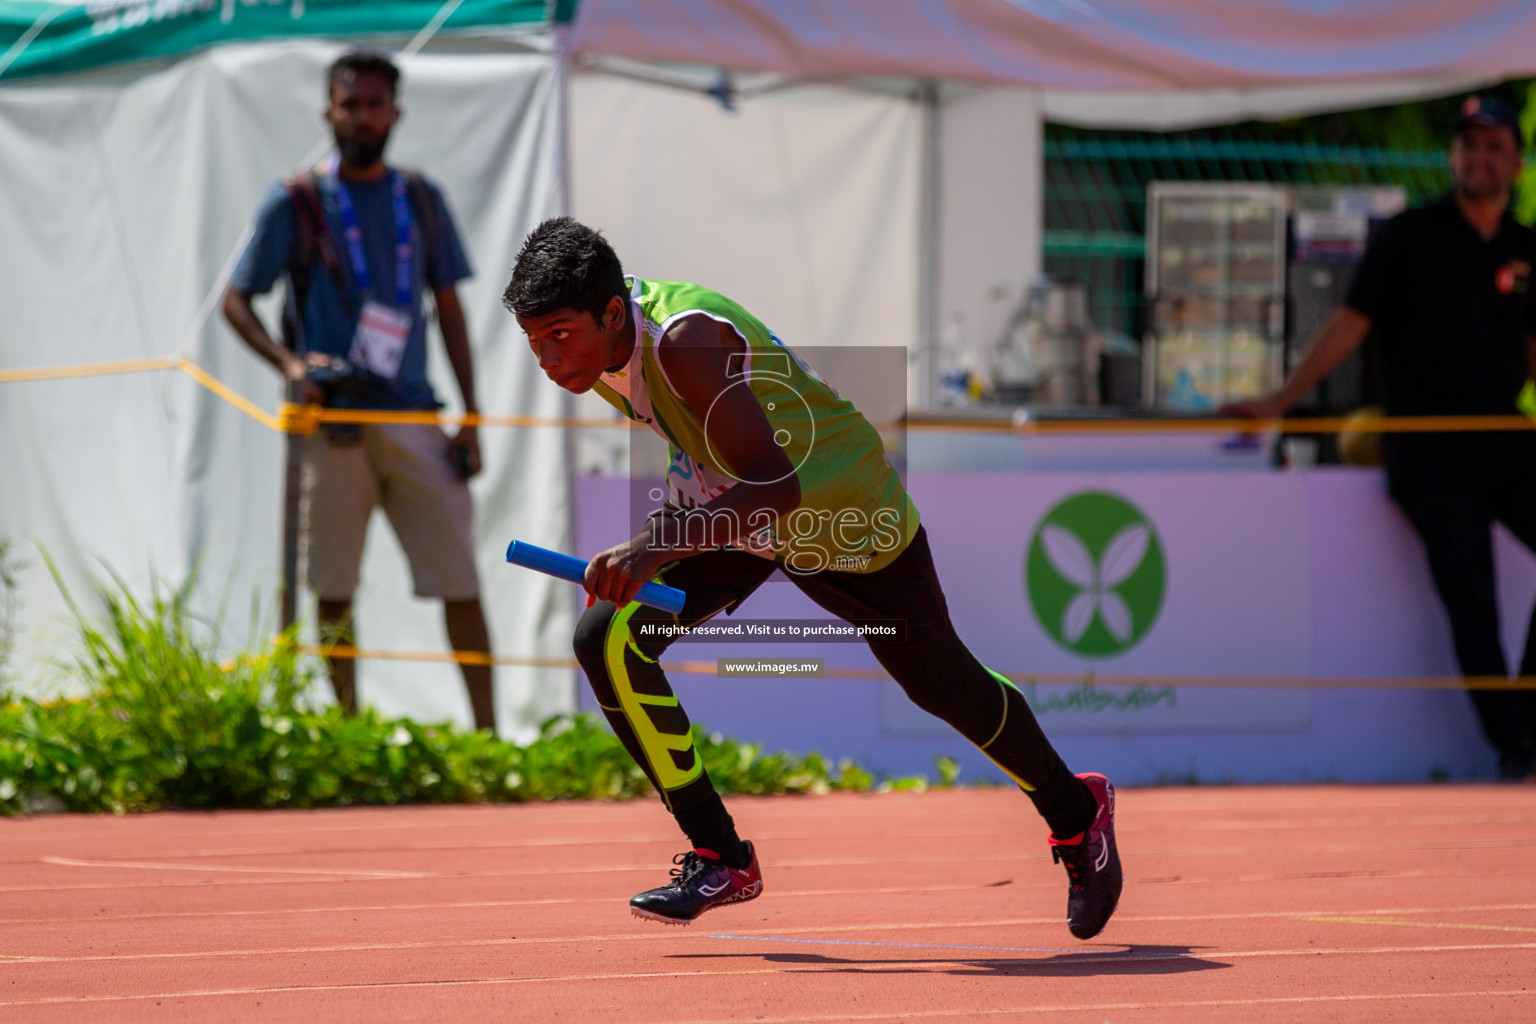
[305,356,391,446]
[304,355,389,407]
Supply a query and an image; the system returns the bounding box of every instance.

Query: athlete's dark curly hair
[503,217,629,325]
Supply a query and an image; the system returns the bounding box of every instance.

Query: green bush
[0,537,22,692]
[0,563,943,815]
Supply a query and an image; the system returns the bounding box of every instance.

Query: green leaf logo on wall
[1026,491,1166,657]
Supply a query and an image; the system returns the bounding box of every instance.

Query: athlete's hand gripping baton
[504,540,687,615]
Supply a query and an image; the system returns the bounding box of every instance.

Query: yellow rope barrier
[907,413,1536,436]
[0,356,177,383]
[172,357,283,431]
[13,356,1536,689]
[305,644,567,670]
[903,414,1529,436]
[307,407,643,429]
[5,354,1534,436]
[298,644,1536,689]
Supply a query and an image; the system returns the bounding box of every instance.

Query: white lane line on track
[697,913,1536,941]
[1,929,1532,968]
[11,853,1530,895]
[675,989,1536,1024]
[0,809,1019,848]
[24,853,882,882]
[6,899,1536,930]
[0,968,1533,1010]
[1134,865,1536,885]
[707,935,1096,955]
[1133,812,1536,831]
[38,856,431,879]
[706,932,1536,961]
[0,884,999,926]
[0,813,674,844]
[3,854,1026,888]
[8,834,1529,866]
[4,806,1532,848]
[1300,914,1536,934]
[3,830,1012,862]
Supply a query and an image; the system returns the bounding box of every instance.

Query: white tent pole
[916,79,940,410]
[555,20,579,712]
[398,0,465,60]
[554,22,574,215]
[0,2,73,81]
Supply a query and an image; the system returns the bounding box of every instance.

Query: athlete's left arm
[584,315,801,606]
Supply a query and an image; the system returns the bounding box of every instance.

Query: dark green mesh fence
[1043,132,1453,339]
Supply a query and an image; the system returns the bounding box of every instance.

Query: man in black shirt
[1229,95,1536,779]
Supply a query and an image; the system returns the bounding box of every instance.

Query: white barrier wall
[576,467,1533,783]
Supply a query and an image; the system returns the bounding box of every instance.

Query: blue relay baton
[504,540,687,615]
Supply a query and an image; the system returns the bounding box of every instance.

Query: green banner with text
[0,0,550,81]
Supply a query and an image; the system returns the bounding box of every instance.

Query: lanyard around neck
[330,156,413,308]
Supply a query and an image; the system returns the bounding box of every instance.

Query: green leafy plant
[0,563,949,815]
[0,538,23,693]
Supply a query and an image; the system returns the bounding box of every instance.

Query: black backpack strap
[281,170,350,350]
[398,168,441,290]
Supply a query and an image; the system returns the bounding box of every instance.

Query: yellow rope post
[277,402,322,436]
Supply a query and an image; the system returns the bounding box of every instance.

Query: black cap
[1453,94,1523,145]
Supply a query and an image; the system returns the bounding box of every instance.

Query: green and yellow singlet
[592,278,918,574]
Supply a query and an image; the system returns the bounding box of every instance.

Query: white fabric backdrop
[567,72,923,471]
[571,73,921,352]
[0,40,575,737]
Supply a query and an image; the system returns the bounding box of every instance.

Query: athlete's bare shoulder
[655,314,746,408]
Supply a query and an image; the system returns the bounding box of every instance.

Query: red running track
[1,786,1533,1023]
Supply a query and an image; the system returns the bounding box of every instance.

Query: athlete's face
[519,296,632,394]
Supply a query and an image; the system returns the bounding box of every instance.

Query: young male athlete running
[503,218,1122,939]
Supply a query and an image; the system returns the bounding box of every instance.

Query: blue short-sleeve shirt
[230,171,473,410]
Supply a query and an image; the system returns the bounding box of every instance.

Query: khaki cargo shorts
[299,423,480,601]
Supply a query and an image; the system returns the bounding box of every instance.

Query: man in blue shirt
[222,51,495,732]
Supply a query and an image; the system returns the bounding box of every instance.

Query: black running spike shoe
[629,842,764,925]
[1048,772,1123,940]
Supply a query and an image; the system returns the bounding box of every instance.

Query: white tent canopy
[566,0,1535,401]
[570,0,1536,90]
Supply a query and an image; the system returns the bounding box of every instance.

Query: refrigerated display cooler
[1142,182,1406,413]
[1144,182,1288,411]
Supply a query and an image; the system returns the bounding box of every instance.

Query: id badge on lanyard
[354,301,411,379]
[334,159,415,379]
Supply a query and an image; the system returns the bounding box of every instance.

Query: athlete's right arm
[584,315,801,606]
